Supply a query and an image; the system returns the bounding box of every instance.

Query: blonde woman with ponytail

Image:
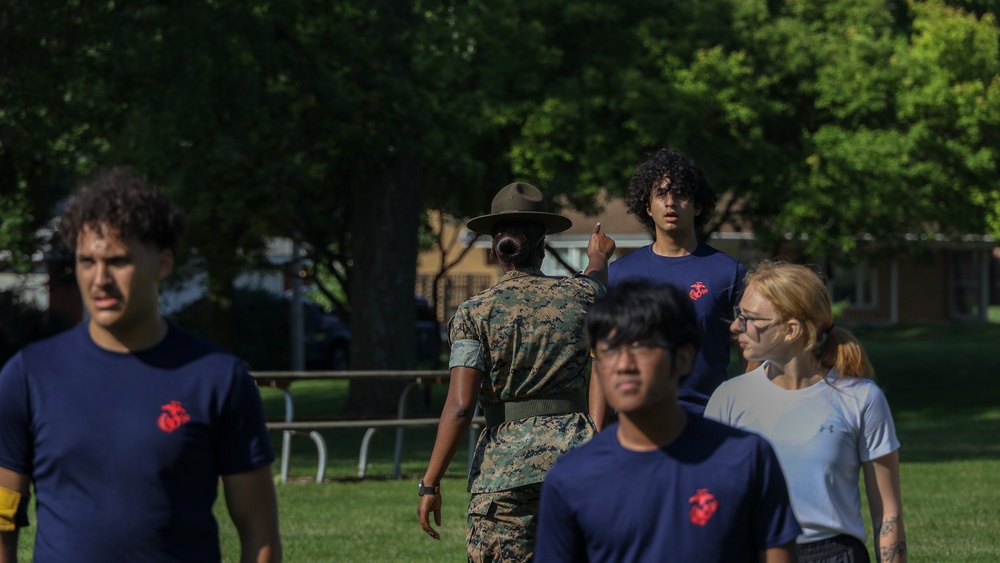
[705,261,906,563]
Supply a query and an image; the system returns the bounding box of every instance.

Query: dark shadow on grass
[894,407,1000,463]
[854,322,1000,464]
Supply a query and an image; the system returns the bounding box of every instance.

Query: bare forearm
[588,367,608,432]
[0,532,18,563]
[240,542,281,563]
[864,453,906,563]
[223,467,282,563]
[583,222,614,286]
[234,507,281,563]
[874,515,907,563]
[760,542,797,563]
[422,407,475,485]
[583,257,609,286]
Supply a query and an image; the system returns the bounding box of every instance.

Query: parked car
[302,304,352,371]
[304,296,446,370]
[415,295,448,368]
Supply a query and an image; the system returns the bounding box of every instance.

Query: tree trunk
[345,157,423,417]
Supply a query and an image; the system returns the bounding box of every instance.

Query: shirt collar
[499,266,544,281]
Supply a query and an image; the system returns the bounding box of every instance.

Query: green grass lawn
[852,323,1000,561]
[251,322,1000,561]
[13,322,1000,562]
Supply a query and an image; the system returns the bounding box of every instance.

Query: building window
[829,259,878,309]
[948,250,987,321]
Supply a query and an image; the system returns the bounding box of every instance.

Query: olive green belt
[482,394,588,428]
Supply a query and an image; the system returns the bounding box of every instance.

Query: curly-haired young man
[0,167,281,562]
[590,148,749,424]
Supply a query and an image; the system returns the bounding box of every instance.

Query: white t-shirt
[705,363,900,543]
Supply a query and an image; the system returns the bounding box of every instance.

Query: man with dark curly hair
[0,167,281,562]
[590,148,749,425]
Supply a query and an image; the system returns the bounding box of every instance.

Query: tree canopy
[2,1,998,399]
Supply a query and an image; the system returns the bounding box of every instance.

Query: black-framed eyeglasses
[591,340,673,363]
[732,306,773,333]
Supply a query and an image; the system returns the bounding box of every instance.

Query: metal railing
[252,370,483,483]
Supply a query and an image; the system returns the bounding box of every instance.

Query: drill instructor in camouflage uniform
[417,182,616,562]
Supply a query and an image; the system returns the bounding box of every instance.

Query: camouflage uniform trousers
[466,483,542,562]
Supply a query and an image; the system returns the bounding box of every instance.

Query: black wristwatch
[418,480,440,496]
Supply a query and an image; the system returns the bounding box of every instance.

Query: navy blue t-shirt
[608,243,746,413]
[536,416,801,562]
[0,323,274,562]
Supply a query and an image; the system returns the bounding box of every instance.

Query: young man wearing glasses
[590,148,749,423]
[536,281,800,563]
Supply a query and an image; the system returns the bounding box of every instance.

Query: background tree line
[2,0,998,412]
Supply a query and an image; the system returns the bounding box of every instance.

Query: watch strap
[418,481,440,496]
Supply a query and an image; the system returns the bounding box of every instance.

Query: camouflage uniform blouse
[449,267,604,493]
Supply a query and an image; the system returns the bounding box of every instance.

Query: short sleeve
[448,301,478,344]
[449,339,485,371]
[572,273,606,300]
[858,384,900,462]
[0,354,33,475]
[215,361,274,475]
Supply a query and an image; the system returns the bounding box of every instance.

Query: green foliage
[0,193,37,271]
[752,0,1000,253]
[3,0,1000,363]
[830,298,851,320]
[472,0,1000,257]
[305,264,347,317]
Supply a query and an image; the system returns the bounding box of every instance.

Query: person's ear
[157,248,174,282]
[672,344,696,379]
[784,319,803,344]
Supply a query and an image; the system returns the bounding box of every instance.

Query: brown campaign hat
[466,182,572,235]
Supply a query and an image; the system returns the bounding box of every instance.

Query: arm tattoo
[876,516,906,563]
[878,540,906,563]
[879,516,899,538]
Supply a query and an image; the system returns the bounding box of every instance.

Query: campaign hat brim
[466,182,572,235]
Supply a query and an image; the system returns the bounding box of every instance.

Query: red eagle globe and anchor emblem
[158,400,191,433]
[688,488,719,526]
[688,282,709,300]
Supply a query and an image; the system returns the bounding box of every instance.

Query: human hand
[588,222,616,263]
[417,493,443,540]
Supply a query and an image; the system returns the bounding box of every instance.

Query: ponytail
[817,326,875,380]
